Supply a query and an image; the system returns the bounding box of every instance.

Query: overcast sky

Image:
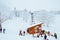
[0,0,60,11]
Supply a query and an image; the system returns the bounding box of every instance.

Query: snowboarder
[19,30,22,36]
[44,34,47,40]
[54,33,57,39]
[3,28,5,33]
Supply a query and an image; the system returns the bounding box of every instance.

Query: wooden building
[27,23,43,34]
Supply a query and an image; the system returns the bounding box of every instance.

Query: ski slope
[0,14,60,40]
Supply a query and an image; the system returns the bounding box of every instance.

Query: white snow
[0,14,60,40]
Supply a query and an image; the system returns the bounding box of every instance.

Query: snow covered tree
[39,11,55,27]
[33,10,55,27]
[14,8,19,17]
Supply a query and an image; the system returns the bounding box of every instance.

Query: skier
[23,31,25,36]
[44,34,47,40]
[19,30,22,36]
[3,28,5,33]
[54,33,57,39]
[42,30,46,35]
[47,31,50,36]
[40,30,43,37]
[0,28,2,33]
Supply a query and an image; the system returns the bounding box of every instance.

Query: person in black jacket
[3,28,5,33]
[23,31,25,36]
[54,33,57,39]
[44,34,47,40]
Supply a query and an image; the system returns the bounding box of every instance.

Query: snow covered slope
[0,14,60,40]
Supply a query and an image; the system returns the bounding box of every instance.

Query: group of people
[0,28,5,33]
[19,29,57,40]
[35,30,57,40]
[33,30,49,40]
[19,30,26,36]
[39,30,50,40]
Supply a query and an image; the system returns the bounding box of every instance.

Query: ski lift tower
[30,12,34,25]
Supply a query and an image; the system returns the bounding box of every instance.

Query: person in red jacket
[40,30,43,37]
[47,31,50,36]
